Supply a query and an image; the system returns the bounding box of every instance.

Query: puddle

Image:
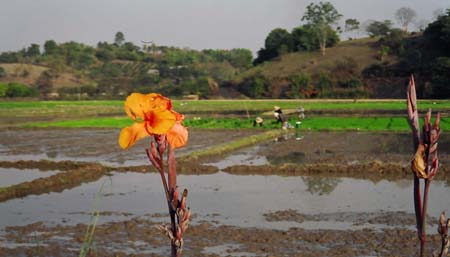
[205,145,268,169]
[204,131,450,170]
[0,168,59,187]
[1,171,450,232]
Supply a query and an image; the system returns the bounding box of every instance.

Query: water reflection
[267,151,305,165]
[302,176,342,196]
[0,168,60,187]
[2,171,450,231]
[45,150,58,159]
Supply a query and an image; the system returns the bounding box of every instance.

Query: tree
[292,25,318,51]
[292,24,338,52]
[431,57,450,98]
[365,20,393,37]
[253,48,276,65]
[395,7,417,32]
[36,70,54,98]
[44,40,59,55]
[301,1,342,55]
[344,18,360,32]
[264,28,294,56]
[227,48,253,69]
[424,9,450,55]
[0,67,5,78]
[114,31,125,46]
[0,52,19,63]
[254,28,294,64]
[78,50,96,68]
[25,44,40,57]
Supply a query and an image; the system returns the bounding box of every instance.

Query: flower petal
[167,122,188,149]
[172,110,184,121]
[143,93,173,113]
[118,122,149,150]
[124,93,147,120]
[144,109,177,135]
[125,93,173,121]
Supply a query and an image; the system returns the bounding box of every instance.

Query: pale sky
[0,0,448,54]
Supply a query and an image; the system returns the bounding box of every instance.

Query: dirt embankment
[0,161,107,202]
[223,161,450,183]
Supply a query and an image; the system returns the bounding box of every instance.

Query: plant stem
[414,176,423,239]
[167,147,181,257]
[146,149,170,202]
[420,179,431,257]
[168,147,177,192]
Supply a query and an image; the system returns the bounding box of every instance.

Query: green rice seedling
[79,180,108,257]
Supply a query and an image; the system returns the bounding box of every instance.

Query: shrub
[289,73,312,98]
[0,83,7,97]
[5,82,37,97]
[316,73,332,90]
[362,63,386,78]
[340,77,363,88]
[238,73,269,98]
[0,52,19,63]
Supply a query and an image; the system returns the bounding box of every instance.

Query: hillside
[232,37,407,99]
[1,21,448,100]
[241,38,386,81]
[0,63,93,90]
[0,37,413,99]
[0,38,254,99]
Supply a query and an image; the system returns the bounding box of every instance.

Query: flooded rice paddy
[1,128,450,256]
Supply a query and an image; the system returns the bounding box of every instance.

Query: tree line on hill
[0,32,253,99]
[0,2,449,99]
[250,4,450,99]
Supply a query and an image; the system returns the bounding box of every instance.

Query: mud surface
[256,131,450,166]
[0,218,442,257]
[263,209,438,227]
[1,128,450,256]
[0,128,258,166]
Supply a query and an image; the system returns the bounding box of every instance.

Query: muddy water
[205,131,450,169]
[2,128,450,256]
[2,171,450,231]
[0,168,59,187]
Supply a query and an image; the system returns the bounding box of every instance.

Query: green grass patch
[185,130,286,160]
[24,116,449,132]
[2,99,450,115]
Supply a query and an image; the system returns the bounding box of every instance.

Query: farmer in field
[253,116,264,127]
[273,106,291,129]
[297,105,305,120]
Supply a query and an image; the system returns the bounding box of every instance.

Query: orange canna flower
[118,93,188,150]
[167,121,188,149]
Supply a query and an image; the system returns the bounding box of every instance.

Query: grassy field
[2,99,450,114]
[23,116,449,132]
[2,100,448,131]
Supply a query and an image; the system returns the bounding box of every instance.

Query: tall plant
[407,75,441,257]
[119,93,190,257]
